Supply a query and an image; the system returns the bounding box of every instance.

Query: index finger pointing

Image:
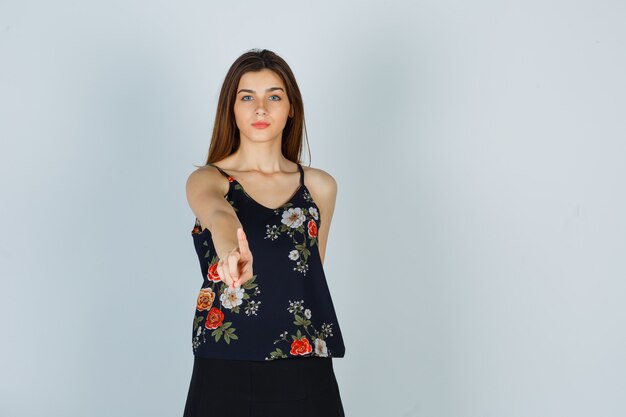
[237,227,251,255]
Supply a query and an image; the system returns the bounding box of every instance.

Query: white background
[1,1,625,416]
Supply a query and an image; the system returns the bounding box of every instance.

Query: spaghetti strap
[297,162,304,186]
[207,163,231,179]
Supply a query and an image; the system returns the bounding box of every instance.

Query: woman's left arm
[307,168,337,265]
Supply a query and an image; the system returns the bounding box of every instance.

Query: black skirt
[183,356,345,417]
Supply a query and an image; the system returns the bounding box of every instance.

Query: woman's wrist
[218,246,239,260]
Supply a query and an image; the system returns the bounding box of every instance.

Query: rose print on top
[191,248,262,350]
[205,307,224,330]
[266,299,336,360]
[264,204,320,276]
[189,165,345,361]
[290,337,313,355]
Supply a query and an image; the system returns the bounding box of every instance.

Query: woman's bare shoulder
[186,165,229,202]
[302,165,337,213]
[302,165,337,195]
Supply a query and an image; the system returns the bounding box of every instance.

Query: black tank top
[190,162,346,361]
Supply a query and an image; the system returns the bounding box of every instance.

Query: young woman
[183,49,346,416]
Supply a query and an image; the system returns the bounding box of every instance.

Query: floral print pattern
[263,198,320,276]
[222,170,321,276]
[189,163,344,361]
[191,250,261,350]
[266,299,336,361]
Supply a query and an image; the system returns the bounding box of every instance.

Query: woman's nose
[255,104,267,116]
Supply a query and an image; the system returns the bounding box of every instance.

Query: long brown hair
[199,48,310,167]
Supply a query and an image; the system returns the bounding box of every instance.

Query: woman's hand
[216,227,254,289]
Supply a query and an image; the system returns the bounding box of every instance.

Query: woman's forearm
[208,210,243,259]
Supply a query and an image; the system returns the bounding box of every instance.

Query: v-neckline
[213,163,304,211]
[233,179,304,211]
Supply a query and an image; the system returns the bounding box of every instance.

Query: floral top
[190,162,346,361]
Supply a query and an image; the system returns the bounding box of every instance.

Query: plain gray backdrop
[1,1,625,416]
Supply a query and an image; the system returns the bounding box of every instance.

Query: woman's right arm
[185,167,242,260]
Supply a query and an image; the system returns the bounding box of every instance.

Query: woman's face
[233,69,293,143]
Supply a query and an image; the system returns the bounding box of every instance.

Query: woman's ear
[289,105,294,118]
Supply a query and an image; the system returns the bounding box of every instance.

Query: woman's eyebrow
[237,87,285,94]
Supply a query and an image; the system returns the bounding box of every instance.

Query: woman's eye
[240,95,281,101]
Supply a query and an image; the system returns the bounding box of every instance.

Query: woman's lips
[252,122,270,128]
